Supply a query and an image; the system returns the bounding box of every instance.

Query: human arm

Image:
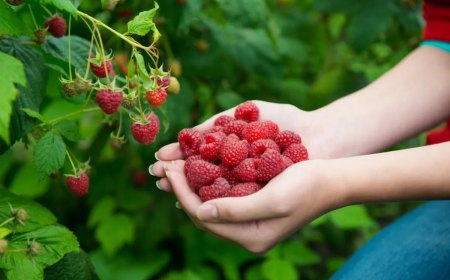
[162,141,450,254]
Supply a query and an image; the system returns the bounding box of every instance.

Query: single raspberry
[122,95,138,109]
[11,208,28,223]
[230,182,261,197]
[146,88,167,108]
[0,239,8,256]
[90,59,114,78]
[157,76,171,88]
[283,144,308,163]
[96,89,123,114]
[261,121,280,139]
[6,0,23,5]
[66,172,89,197]
[198,178,231,202]
[219,163,239,185]
[178,128,202,157]
[275,130,302,151]
[235,101,259,123]
[44,16,66,38]
[167,77,181,95]
[199,132,226,161]
[233,158,258,182]
[282,155,294,168]
[214,115,234,127]
[185,159,222,191]
[184,155,202,175]
[223,120,247,138]
[131,113,160,145]
[73,75,92,94]
[203,126,224,135]
[33,28,47,44]
[249,139,280,158]
[220,139,249,167]
[257,149,285,182]
[241,121,267,143]
[132,170,148,188]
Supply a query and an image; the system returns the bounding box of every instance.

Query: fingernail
[155,180,162,190]
[148,165,155,176]
[154,152,160,161]
[175,201,181,209]
[197,204,218,221]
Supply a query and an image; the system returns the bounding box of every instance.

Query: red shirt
[422,0,450,42]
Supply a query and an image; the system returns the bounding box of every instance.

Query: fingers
[155,143,183,161]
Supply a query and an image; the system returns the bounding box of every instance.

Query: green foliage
[0,0,425,279]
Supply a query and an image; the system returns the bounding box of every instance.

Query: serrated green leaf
[0,190,57,233]
[9,164,49,199]
[95,214,135,256]
[0,1,29,36]
[33,131,66,177]
[0,227,11,239]
[329,205,376,229]
[0,51,26,144]
[21,108,46,123]
[0,38,47,153]
[45,250,100,280]
[0,251,43,280]
[261,258,299,280]
[134,51,150,79]
[127,3,160,42]
[87,196,115,228]
[40,0,78,17]
[54,120,79,142]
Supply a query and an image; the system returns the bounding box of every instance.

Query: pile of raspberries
[177,101,309,202]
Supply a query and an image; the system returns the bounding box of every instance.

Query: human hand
[150,100,326,191]
[161,158,343,254]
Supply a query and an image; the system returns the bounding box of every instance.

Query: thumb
[196,186,289,222]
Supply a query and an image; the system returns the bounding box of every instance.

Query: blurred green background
[0,0,426,279]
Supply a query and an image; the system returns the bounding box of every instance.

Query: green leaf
[54,120,79,142]
[95,214,135,256]
[0,38,47,153]
[33,131,66,177]
[87,196,116,228]
[0,251,43,280]
[21,108,46,123]
[0,190,57,233]
[261,258,299,280]
[127,3,161,42]
[0,1,29,36]
[329,205,376,229]
[134,52,150,78]
[45,250,100,280]
[0,51,26,144]
[8,225,79,267]
[9,164,49,199]
[282,242,321,266]
[40,0,78,17]
[215,0,269,25]
[0,227,11,239]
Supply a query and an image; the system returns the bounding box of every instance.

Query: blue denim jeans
[331,201,450,280]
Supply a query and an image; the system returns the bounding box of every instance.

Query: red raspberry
[233,158,258,182]
[220,139,249,167]
[178,128,202,157]
[235,101,259,123]
[198,178,231,202]
[283,144,308,163]
[157,76,170,88]
[199,132,226,161]
[230,182,261,197]
[96,89,123,114]
[203,126,224,135]
[282,155,294,168]
[257,149,285,182]
[184,155,202,175]
[219,163,239,185]
[249,139,280,158]
[90,59,114,78]
[223,120,247,138]
[44,16,66,38]
[261,121,279,139]
[66,172,89,197]
[241,122,267,143]
[131,113,160,145]
[214,115,234,127]
[185,159,222,191]
[146,88,167,108]
[275,130,302,151]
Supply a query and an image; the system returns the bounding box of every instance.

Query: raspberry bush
[0,0,424,279]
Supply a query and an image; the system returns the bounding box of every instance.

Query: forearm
[325,142,450,206]
[310,46,450,158]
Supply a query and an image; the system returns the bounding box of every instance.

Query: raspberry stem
[0,217,14,228]
[66,150,78,175]
[68,16,73,80]
[27,5,39,30]
[43,107,100,126]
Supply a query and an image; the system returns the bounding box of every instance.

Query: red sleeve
[422,0,450,42]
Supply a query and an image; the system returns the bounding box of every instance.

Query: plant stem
[46,107,100,125]
[66,150,78,175]
[0,217,14,228]
[68,16,73,80]
[28,5,39,30]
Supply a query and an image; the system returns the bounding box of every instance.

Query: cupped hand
[161,158,341,254]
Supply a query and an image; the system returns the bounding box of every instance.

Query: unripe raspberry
[12,208,28,223]
[0,239,8,256]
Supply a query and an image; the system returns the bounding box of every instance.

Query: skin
[150,46,450,254]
